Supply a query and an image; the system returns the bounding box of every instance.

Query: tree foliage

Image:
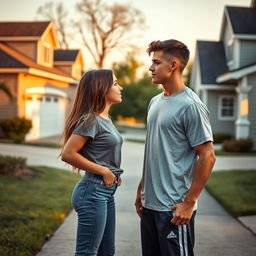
[75,0,145,68]
[184,61,193,87]
[111,55,161,122]
[111,74,161,122]
[112,54,141,85]
[37,0,146,68]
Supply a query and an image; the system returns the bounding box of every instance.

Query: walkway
[0,140,255,255]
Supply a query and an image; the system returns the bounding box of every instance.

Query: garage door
[25,88,67,140]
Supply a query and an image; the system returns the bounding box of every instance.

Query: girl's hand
[117,177,122,186]
[102,168,116,187]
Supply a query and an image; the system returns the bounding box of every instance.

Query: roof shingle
[0,50,27,68]
[197,41,229,84]
[0,21,50,37]
[226,6,256,35]
[0,42,73,79]
[54,50,80,62]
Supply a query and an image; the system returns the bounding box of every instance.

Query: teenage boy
[135,39,216,256]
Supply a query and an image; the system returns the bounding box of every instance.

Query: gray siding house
[190,0,256,148]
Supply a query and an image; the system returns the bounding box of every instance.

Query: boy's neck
[162,74,186,96]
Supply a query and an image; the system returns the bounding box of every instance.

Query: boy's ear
[170,61,176,71]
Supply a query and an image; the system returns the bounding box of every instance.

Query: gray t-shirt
[141,87,213,211]
[72,115,123,173]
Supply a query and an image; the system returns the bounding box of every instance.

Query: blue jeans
[72,172,120,256]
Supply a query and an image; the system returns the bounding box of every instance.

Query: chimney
[251,0,256,8]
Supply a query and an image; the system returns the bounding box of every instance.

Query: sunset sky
[0,0,252,69]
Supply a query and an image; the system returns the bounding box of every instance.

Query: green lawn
[206,170,256,217]
[0,166,80,256]
[0,139,62,148]
[214,151,256,156]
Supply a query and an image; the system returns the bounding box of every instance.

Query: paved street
[0,142,255,255]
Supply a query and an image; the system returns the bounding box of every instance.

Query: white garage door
[25,88,67,140]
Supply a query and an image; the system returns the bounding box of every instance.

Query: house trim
[0,68,29,73]
[235,76,252,139]
[220,8,234,41]
[218,95,236,121]
[0,36,40,41]
[41,22,60,49]
[25,87,67,98]
[200,84,236,90]
[28,68,75,83]
[217,64,256,83]
[0,67,74,83]
[234,34,256,40]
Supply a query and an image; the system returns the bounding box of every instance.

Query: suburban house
[0,21,84,140]
[190,0,256,148]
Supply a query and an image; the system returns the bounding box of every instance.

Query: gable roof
[54,50,80,62]
[226,6,256,35]
[0,42,75,83]
[0,21,51,37]
[197,41,229,84]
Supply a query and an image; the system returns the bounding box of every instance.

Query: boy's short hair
[147,39,190,71]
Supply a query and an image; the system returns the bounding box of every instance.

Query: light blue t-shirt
[141,87,213,211]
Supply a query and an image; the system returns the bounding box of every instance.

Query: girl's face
[105,75,123,105]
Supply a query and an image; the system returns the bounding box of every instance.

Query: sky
[0,0,252,70]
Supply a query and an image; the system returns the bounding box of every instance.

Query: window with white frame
[218,95,235,120]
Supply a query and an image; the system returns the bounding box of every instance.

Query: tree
[0,82,14,102]
[75,0,146,68]
[111,74,161,122]
[184,61,193,87]
[112,54,141,85]
[36,2,70,49]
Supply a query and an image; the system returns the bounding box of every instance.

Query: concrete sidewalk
[35,189,256,256]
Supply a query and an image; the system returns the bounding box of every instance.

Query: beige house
[0,21,84,140]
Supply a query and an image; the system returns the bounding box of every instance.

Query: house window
[218,96,235,120]
[45,97,51,102]
[43,46,51,64]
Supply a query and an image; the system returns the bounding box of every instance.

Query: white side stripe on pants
[178,225,188,256]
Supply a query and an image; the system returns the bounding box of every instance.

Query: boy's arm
[171,141,215,225]
[135,180,143,217]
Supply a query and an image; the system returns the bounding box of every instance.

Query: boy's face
[149,50,174,84]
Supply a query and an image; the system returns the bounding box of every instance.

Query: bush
[0,154,27,175]
[213,133,232,143]
[222,138,254,152]
[0,117,32,143]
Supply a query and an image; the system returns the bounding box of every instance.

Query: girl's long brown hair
[61,69,113,149]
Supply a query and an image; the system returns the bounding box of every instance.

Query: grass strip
[206,170,256,217]
[0,166,80,256]
[0,140,62,148]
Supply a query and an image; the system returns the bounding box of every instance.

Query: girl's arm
[61,134,116,186]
